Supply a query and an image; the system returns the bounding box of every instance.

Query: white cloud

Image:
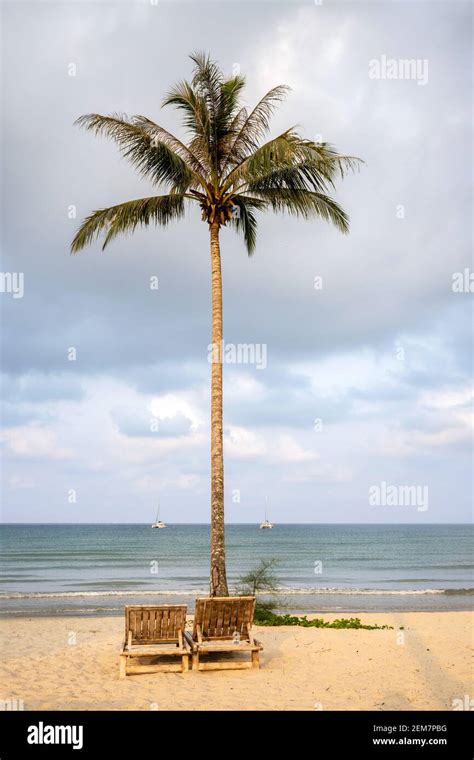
[225,426,318,464]
[1,426,73,460]
[225,426,266,458]
[422,386,473,411]
[149,393,201,431]
[270,434,318,464]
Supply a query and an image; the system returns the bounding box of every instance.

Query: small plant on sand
[235,559,280,620]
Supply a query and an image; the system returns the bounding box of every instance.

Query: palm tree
[71,52,361,597]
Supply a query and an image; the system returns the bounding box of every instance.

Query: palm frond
[222,129,298,190]
[189,50,223,119]
[128,115,208,180]
[246,189,350,233]
[223,85,290,171]
[187,52,248,178]
[224,130,362,195]
[75,113,201,192]
[162,81,213,172]
[228,196,264,255]
[162,79,205,133]
[218,76,247,128]
[71,194,186,253]
[244,162,330,195]
[306,141,363,179]
[215,76,247,169]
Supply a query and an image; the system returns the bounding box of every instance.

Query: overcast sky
[1,0,472,524]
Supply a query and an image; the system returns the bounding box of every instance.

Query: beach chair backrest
[125,604,187,645]
[193,597,256,640]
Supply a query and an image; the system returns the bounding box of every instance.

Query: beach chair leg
[251,650,260,669]
[182,655,189,673]
[119,655,127,679]
[192,651,199,671]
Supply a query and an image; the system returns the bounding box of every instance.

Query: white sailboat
[151,504,167,529]
[259,497,274,529]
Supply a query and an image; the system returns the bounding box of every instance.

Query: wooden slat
[168,607,175,639]
[145,608,151,640]
[198,641,260,652]
[145,609,150,641]
[197,661,254,671]
[222,601,231,636]
[131,610,138,640]
[216,600,224,636]
[229,601,238,634]
[210,600,219,637]
[193,600,203,639]
[125,604,187,645]
[127,645,187,656]
[159,607,165,639]
[126,662,184,674]
[192,597,256,640]
[167,607,173,638]
[202,600,210,637]
[204,601,211,637]
[198,600,206,636]
[177,607,186,633]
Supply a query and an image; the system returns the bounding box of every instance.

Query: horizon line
[1,522,471,526]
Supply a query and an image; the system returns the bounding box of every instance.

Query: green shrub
[254,609,392,630]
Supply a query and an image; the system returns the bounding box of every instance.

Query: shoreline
[1,604,472,620]
[2,590,472,618]
[1,610,471,710]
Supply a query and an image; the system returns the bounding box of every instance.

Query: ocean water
[0,524,472,617]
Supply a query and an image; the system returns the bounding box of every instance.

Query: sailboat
[259,497,274,529]
[151,504,167,529]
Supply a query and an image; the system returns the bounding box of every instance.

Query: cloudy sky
[1,0,472,524]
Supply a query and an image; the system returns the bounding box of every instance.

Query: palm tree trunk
[209,219,228,596]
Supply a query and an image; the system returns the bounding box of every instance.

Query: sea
[0,524,472,617]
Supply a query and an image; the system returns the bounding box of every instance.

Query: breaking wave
[1,587,472,600]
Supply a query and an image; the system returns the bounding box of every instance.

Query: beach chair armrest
[184,631,196,651]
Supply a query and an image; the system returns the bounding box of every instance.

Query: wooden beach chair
[119,604,190,677]
[185,596,263,671]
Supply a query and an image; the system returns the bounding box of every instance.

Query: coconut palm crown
[71,52,361,596]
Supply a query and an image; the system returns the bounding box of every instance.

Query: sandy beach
[1,611,471,711]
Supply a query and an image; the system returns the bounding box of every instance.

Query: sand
[0,612,472,711]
